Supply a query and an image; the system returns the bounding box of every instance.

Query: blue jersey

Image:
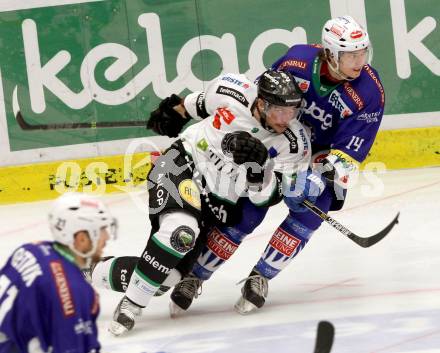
[0,241,100,353]
[272,44,385,163]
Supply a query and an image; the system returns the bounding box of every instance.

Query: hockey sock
[255,215,314,279]
[125,212,199,307]
[192,225,247,280]
[91,256,182,293]
[91,256,136,292]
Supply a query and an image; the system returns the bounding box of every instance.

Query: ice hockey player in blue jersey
[228,15,385,314]
[0,193,117,353]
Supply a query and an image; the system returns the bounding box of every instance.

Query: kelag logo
[0,0,439,154]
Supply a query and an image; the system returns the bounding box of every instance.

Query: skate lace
[175,275,203,299]
[237,274,268,298]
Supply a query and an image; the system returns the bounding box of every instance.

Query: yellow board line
[1,127,439,204]
[0,153,155,204]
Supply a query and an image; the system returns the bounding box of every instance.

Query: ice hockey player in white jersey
[108,70,325,335]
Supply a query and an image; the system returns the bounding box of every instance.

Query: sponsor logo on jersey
[11,247,43,287]
[216,85,249,107]
[283,128,298,153]
[328,90,353,118]
[356,111,381,123]
[298,80,310,92]
[213,107,236,129]
[343,83,364,110]
[269,227,301,257]
[299,128,309,153]
[207,227,238,260]
[141,250,171,275]
[302,100,334,130]
[178,179,201,210]
[74,318,94,335]
[154,171,168,207]
[221,76,250,89]
[196,92,209,119]
[364,65,385,106]
[197,138,208,151]
[278,59,307,70]
[50,260,75,317]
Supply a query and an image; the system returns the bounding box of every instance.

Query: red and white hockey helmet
[322,16,371,63]
[48,192,117,258]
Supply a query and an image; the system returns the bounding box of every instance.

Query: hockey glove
[314,153,355,189]
[284,169,326,213]
[222,131,268,187]
[147,94,190,137]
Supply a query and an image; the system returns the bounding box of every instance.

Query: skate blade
[234,297,258,315]
[169,301,186,318]
[109,321,129,336]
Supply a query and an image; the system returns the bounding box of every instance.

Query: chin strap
[253,100,275,133]
[327,58,355,81]
[327,55,354,81]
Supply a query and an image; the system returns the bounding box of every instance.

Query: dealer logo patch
[178,179,201,210]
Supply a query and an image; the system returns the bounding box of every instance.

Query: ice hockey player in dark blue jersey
[0,193,116,353]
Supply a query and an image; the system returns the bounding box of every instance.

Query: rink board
[0,152,155,204]
[0,126,439,204]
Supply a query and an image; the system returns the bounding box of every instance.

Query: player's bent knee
[156,211,200,254]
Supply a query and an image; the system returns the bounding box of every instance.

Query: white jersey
[181,72,311,209]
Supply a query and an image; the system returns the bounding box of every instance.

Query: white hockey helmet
[322,16,371,67]
[48,192,117,259]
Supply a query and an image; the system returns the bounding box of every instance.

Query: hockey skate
[109,296,143,336]
[155,284,171,296]
[234,269,268,315]
[169,273,203,318]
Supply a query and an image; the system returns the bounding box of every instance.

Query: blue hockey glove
[284,169,326,212]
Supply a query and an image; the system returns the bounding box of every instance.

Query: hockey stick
[313,321,335,353]
[15,111,147,130]
[302,199,400,248]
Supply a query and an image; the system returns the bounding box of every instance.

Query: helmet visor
[339,47,372,66]
[266,103,300,123]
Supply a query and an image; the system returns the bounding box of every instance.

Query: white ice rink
[1,167,439,353]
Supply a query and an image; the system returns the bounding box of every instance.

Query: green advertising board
[0,0,439,152]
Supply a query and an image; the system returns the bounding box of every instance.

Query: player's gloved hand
[147,94,190,137]
[314,153,353,189]
[284,169,326,212]
[222,131,268,188]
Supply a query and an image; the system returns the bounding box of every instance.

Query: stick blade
[313,321,335,353]
[353,211,400,248]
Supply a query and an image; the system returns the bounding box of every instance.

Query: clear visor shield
[266,103,301,124]
[339,46,373,67]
